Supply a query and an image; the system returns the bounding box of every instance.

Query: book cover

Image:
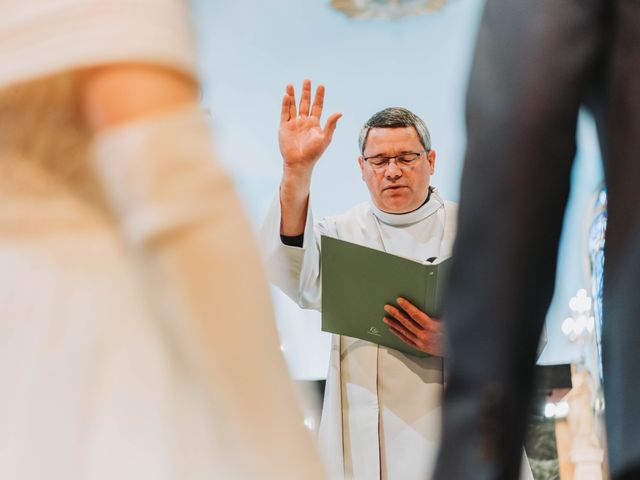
[321,235,450,357]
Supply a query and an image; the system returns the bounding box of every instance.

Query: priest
[261,80,534,480]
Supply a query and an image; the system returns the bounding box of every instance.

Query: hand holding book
[383,297,444,357]
[321,235,451,357]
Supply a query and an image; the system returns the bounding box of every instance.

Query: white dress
[261,189,534,480]
[0,107,325,480]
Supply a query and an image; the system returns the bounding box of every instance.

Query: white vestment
[261,188,534,480]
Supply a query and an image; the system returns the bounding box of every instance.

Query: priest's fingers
[384,316,417,339]
[299,79,312,116]
[281,93,291,123]
[311,84,325,118]
[396,297,436,328]
[286,84,297,119]
[387,322,421,350]
[384,304,422,335]
[386,316,443,355]
[323,112,342,141]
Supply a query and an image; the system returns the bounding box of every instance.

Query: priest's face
[358,127,436,213]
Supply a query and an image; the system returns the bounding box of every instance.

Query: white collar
[370,187,443,227]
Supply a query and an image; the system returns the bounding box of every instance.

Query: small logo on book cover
[368,326,382,337]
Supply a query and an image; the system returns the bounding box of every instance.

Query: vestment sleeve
[260,192,335,311]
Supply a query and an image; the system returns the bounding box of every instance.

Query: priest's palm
[279,80,341,171]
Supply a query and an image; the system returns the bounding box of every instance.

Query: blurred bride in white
[0,1,325,479]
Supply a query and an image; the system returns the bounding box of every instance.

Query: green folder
[321,235,451,358]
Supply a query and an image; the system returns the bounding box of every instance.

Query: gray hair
[358,107,431,155]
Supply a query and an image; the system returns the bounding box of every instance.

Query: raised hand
[279,79,342,172]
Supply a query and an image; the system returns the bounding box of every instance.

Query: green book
[321,235,451,358]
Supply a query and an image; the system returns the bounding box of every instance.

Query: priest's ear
[358,155,366,179]
[426,149,436,176]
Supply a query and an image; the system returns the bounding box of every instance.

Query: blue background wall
[192,0,603,379]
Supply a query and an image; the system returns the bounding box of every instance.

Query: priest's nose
[385,161,402,179]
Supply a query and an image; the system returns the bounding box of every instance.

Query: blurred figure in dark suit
[434,1,640,478]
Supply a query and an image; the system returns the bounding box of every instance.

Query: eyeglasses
[363,150,427,172]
